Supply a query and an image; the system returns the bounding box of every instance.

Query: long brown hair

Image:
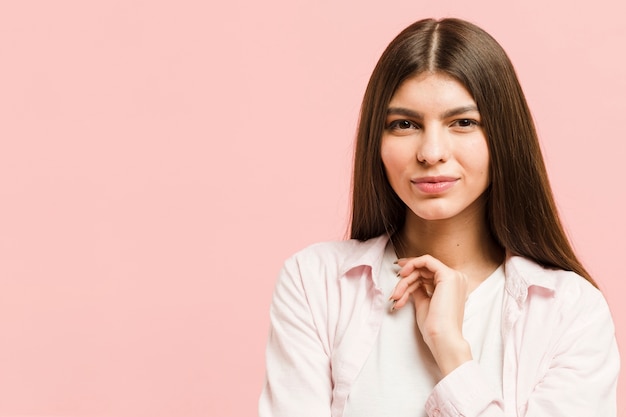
[350,18,596,286]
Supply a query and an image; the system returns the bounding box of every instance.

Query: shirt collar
[504,253,557,304]
[338,235,561,301]
[339,234,391,287]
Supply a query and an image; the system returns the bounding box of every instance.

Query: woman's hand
[389,255,472,376]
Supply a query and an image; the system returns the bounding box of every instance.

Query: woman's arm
[391,256,620,417]
[425,293,619,416]
[515,289,618,416]
[259,256,333,417]
[390,255,474,377]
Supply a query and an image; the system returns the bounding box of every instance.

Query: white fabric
[343,242,441,417]
[463,263,505,398]
[343,242,505,417]
[259,235,620,417]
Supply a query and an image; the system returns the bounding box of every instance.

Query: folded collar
[337,234,559,301]
[338,234,390,288]
[504,254,557,304]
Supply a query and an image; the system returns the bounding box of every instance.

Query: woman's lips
[411,176,459,194]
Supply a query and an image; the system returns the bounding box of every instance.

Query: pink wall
[0,1,623,416]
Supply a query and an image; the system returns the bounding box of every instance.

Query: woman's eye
[388,120,417,130]
[453,119,479,128]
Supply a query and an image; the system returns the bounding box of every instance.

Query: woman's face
[381,72,490,223]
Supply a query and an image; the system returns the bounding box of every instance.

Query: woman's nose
[416,128,450,165]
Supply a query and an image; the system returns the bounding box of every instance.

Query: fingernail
[390,299,397,313]
[393,260,398,265]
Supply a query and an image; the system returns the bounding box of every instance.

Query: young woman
[259,18,619,417]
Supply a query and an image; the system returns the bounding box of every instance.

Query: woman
[259,18,619,417]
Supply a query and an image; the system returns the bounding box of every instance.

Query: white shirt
[259,235,619,417]
[344,242,506,417]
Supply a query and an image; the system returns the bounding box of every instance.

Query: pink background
[0,1,624,416]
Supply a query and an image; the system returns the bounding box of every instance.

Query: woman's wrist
[430,337,472,377]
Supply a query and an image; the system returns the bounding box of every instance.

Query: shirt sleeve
[424,361,504,416]
[521,290,619,417]
[259,255,333,417]
[424,287,620,417]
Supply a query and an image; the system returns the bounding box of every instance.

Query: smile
[411,176,459,194]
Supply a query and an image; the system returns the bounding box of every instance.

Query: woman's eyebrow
[441,105,479,118]
[387,107,423,119]
[387,105,479,120]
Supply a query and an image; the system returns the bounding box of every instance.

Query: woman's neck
[394,205,504,289]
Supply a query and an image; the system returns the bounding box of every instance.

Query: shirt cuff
[425,360,501,417]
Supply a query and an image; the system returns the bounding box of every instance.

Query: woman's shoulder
[505,257,616,344]
[273,235,389,298]
[287,234,389,269]
[285,236,389,273]
[505,255,607,309]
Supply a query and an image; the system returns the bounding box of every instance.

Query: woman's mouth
[411,176,459,194]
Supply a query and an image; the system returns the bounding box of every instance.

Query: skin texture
[381,72,490,224]
[383,72,503,376]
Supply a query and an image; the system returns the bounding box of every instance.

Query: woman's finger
[398,255,448,278]
[391,280,420,311]
[389,269,421,301]
[412,285,431,324]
